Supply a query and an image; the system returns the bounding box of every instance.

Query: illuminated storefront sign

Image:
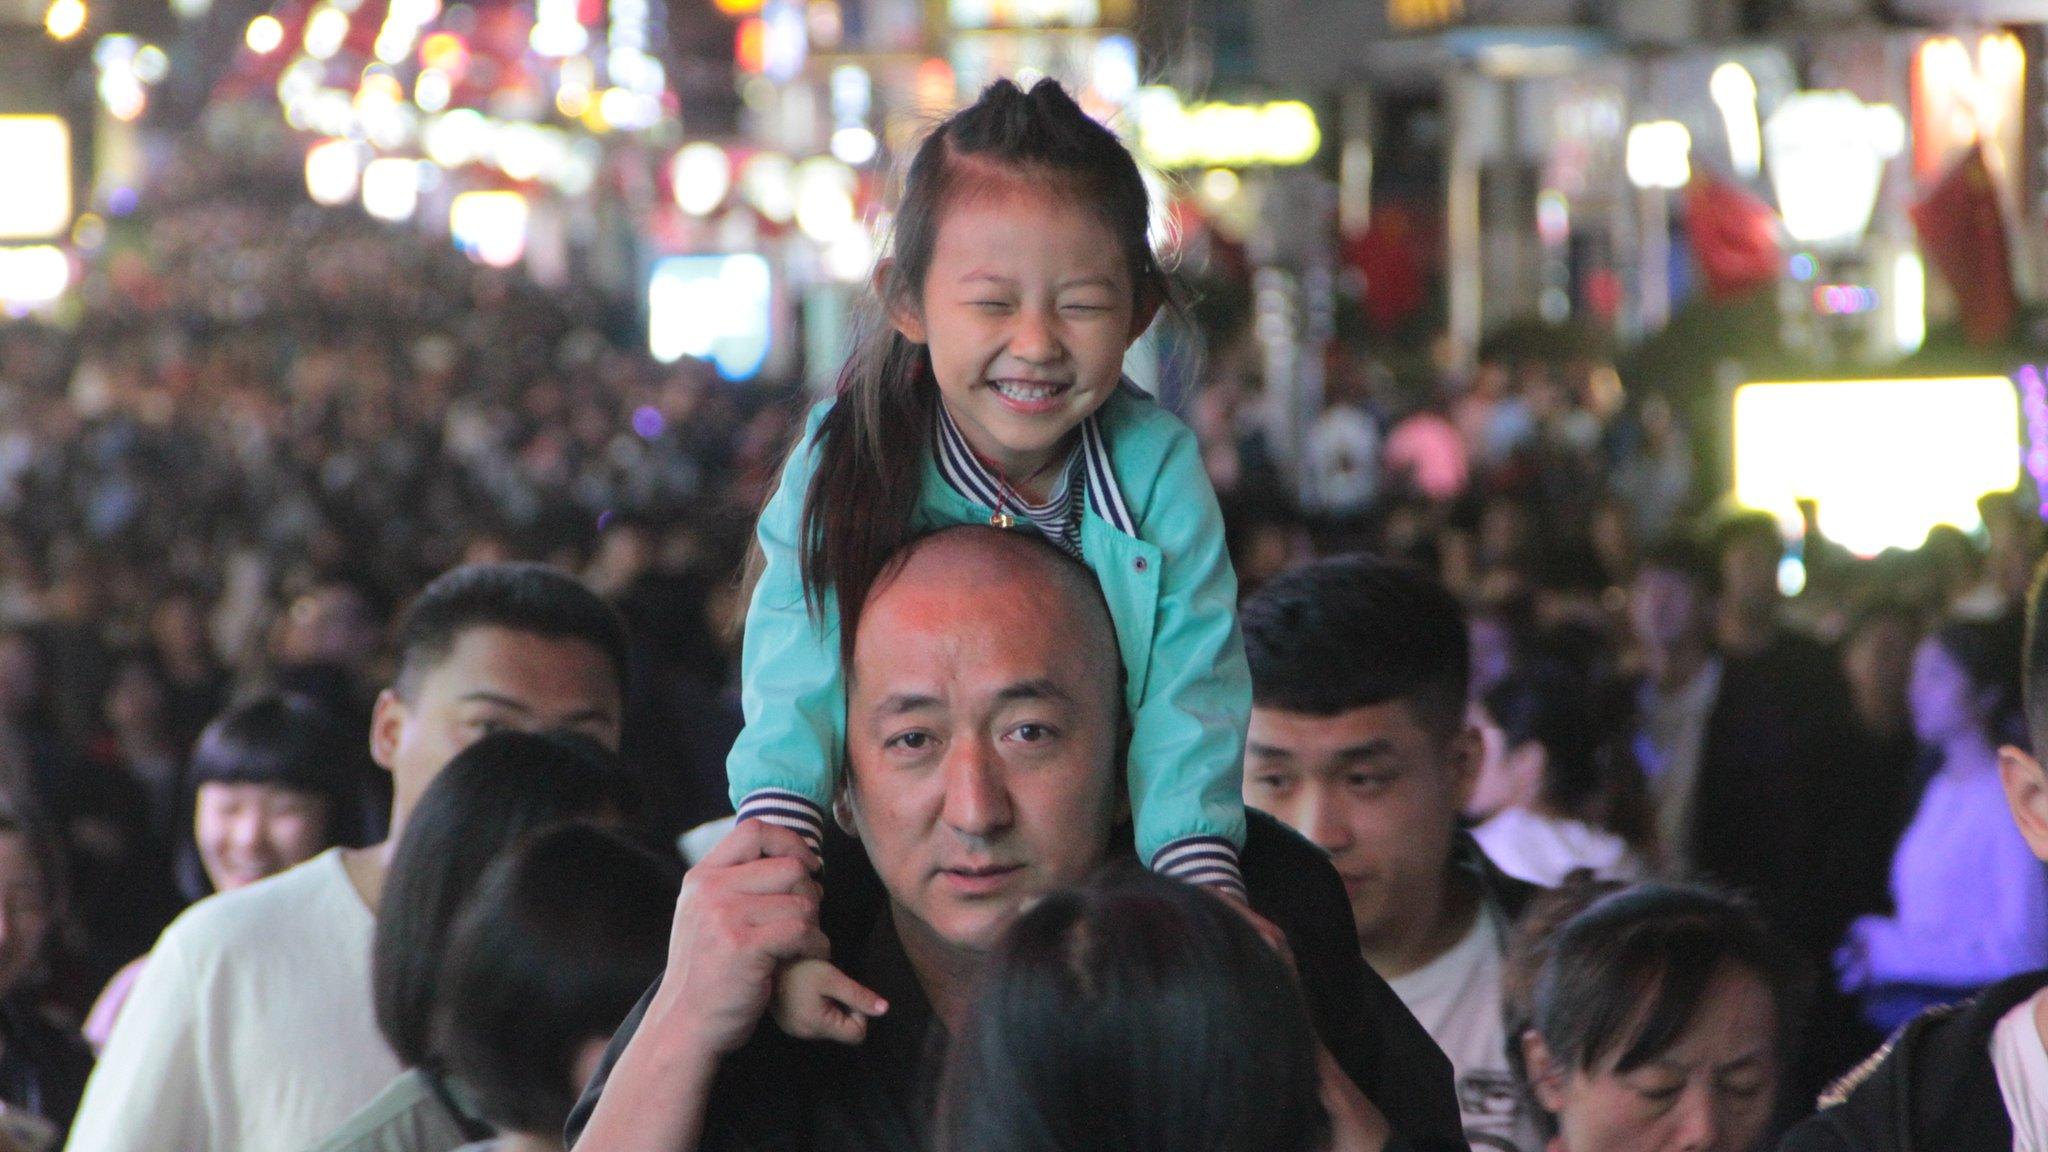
[1133,88,1321,169]
[1388,0,1464,31]
[0,117,72,241]
[1733,376,2020,555]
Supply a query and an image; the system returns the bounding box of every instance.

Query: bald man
[569,527,1467,1152]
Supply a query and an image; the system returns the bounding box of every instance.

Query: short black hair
[1504,880,1806,1137]
[1712,510,1785,560]
[937,866,1326,1152]
[436,823,676,1137]
[371,729,644,1069]
[1240,553,1469,737]
[390,563,629,700]
[1634,538,1720,596]
[1934,616,2025,746]
[175,694,365,901]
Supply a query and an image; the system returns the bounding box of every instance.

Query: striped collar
[932,401,1136,537]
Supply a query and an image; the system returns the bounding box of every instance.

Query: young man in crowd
[1240,553,1541,1152]
[568,527,1469,1152]
[1781,557,2048,1149]
[66,563,628,1152]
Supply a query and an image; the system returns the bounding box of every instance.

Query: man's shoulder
[155,849,361,968]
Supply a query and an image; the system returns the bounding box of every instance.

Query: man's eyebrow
[873,692,942,717]
[456,691,533,713]
[993,679,1073,706]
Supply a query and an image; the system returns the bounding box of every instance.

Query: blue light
[1789,253,1816,282]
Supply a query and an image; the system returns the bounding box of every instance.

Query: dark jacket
[1778,969,2048,1152]
[568,810,1472,1152]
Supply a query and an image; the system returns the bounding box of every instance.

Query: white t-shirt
[65,848,402,1152]
[1992,989,2048,1152]
[1386,907,1544,1152]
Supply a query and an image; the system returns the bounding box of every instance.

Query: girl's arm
[1125,416,1251,882]
[725,400,845,848]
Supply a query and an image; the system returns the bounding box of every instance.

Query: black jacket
[568,810,1472,1152]
[1778,970,2048,1152]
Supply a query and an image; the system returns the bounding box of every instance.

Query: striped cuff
[734,789,826,857]
[1151,836,1247,901]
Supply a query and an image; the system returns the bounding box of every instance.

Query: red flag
[1684,173,1782,301]
[1912,145,2017,346]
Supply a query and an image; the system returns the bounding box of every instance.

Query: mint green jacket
[729,384,1250,863]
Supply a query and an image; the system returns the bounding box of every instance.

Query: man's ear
[1446,721,1484,811]
[832,785,860,839]
[1999,745,2048,862]
[1520,1030,1568,1115]
[873,259,926,345]
[368,688,406,774]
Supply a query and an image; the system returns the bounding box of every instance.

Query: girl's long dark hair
[799,78,1174,661]
[936,867,1326,1152]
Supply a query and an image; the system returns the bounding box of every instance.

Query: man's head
[1998,556,2048,866]
[1628,540,1718,655]
[371,563,629,830]
[836,526,1125,960]
[1712,511,1785,617]
[1240,554,1477,961]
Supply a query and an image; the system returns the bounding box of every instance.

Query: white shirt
[1386,907,1544,1152]
[65,848,402,1152]
[1637,658,1722,873]
[1992,989,2048,1152]
[1472,808,1645,888]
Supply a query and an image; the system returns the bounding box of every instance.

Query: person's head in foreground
[1238,553,1478,969]
[373,562,630,832]
[1505,878,1803,1152]
[936,867,1324,1152]
[833,525,1129,972]
[1911,618,2023,754]
[179,693,359,900]
[437,823,674,1152]
[373,729,644,1075]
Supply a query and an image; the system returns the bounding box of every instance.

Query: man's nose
[1301,789,1351,854]
[939,736,1014,838]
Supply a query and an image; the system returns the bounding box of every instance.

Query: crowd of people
[0,76,2037,1152]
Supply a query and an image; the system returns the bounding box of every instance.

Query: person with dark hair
[1835,618,2044,1031]
[82,693,360,1052]
[570,526,1467,1152]
[436,824,675,1152]
[309,730,645,1152]
[1241,552,1542,1150]
[0,809,94,1148]
[725,76,1253,1035]
[935,866,1359,1152]
[1713,511,1799,662]
[1505,880,1802,1152]
[1784,558,2048,1149]
[69,563,628,1152]
[1468,661,1650,886]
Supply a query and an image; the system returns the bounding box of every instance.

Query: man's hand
[653,820,831,1057]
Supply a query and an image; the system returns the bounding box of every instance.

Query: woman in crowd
[1505,879,1803,1152]
[0,808,93,1147]
[83,693,358,1052]
[936,867,1382,1152]
[436,823,674,1152]
[1467,660,1651,886]
[309,729,645,1152]
[1836,618,2048,1031]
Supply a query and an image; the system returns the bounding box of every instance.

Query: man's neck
[1717,606,1775,659]
[339,840,394,914]
[1363,868,1480,981]
[891,901,983,1035]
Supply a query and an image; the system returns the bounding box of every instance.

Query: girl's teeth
[995,381,1057,401]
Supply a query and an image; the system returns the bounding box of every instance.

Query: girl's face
[893,183,1152,484]
[1909,637,1979,745]
[194,781,332,893]
[1533,966,1779,1152]
[0,832,50,995]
